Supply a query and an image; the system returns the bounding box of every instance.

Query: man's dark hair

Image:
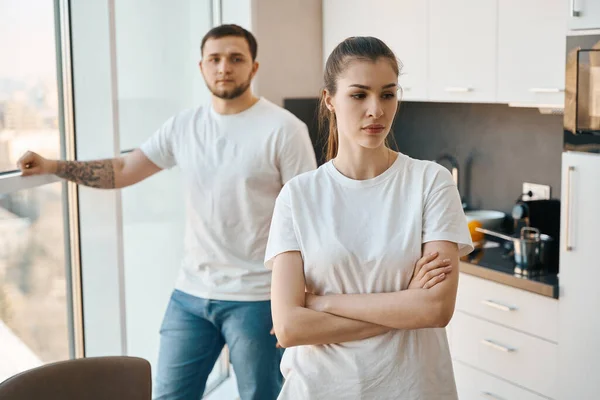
[201,24,258,61]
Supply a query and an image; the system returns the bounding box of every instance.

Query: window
[0,0,80,383]
[0,0,61,173]
[1,0,232,395]
[0,184,69,380]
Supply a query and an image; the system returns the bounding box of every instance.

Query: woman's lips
[362,124,385,135]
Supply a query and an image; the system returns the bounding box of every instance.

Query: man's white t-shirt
[141,97,317,301]
[265,152,474,399]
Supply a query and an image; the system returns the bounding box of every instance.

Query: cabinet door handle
[481,392,506,400]
[570,0,581,17]
[445,87,473,93]
[481,299,517,312]
[481,338,517,353]
[566,166,575,251]
[529,87,564,93]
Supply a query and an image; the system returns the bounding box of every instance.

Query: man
[18,24,317,400]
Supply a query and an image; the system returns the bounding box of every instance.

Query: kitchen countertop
[460,241,559,299]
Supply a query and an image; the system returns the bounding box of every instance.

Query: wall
[251,0,323,107]
[284,99,563,214]
[213,0,324,107]
[220,0,251,28]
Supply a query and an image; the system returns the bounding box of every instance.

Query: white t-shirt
[265,152,474,399]
[141,97,317,301]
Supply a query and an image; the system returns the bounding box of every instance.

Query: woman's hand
[270,327,282,348]
[408,251,453,290]
[305,292,326,312]
[303,252,452,314]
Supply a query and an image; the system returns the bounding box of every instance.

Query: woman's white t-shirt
[265,152,474,400]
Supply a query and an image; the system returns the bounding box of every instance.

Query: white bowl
[465,210,506,231]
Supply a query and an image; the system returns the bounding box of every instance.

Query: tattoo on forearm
[55,160,116,189]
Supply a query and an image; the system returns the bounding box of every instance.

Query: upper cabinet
[322,0,568,106]
[568,0,600,30]
[322,0,428,101]
[322,0,374,58]
[428,0,497,103]
[497,0,567,106]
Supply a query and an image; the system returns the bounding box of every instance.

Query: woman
[265,37,473,399]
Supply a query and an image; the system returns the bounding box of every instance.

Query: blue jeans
[153,290,283,400]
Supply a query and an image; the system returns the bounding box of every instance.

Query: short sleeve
[278,124,317,184]
[422,169,474,257]
[139,115,178,169]
[264,185,301,269]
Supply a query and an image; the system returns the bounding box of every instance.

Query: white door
[322,0,428,100]
[497,0,567,106]
[428,0,497,103]
[558,151,600,399]
[568,0,600,30]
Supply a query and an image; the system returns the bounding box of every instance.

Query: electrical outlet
[522,182,551,200]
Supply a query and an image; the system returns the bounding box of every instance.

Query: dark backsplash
[284,99,563,214]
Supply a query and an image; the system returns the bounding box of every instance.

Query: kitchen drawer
[454,360,551,400]
[451,312,557,398]
[456,272,558,342]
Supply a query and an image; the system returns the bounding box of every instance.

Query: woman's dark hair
[201,24,258,61]
[318,36,402,161]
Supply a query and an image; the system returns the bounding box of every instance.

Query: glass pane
[0,0,61,172]
[112,0,229,392]
[0,182,69,382]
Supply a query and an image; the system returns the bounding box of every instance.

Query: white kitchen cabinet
[322,0,428,100]
[568,0,600,30]
[498,0,567,106]
[456,272,559,342]
[322,0,373,60]
[558,151,600,400]
[322,0,568,105]
[453,360,551,400]
[450,271,560,398]
[452,311,558,398]
[428,0,497,103]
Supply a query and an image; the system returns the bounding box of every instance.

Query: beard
[208,73,253,100]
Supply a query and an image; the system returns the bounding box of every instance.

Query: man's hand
[408,251,453,290]
[17,151,57,176]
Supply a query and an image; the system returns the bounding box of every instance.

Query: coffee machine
[511,198,561,273]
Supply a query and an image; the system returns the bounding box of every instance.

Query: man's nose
[218,59,233,75]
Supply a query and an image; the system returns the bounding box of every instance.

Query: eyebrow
[206,52,246,58]
[349,83,398,90]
